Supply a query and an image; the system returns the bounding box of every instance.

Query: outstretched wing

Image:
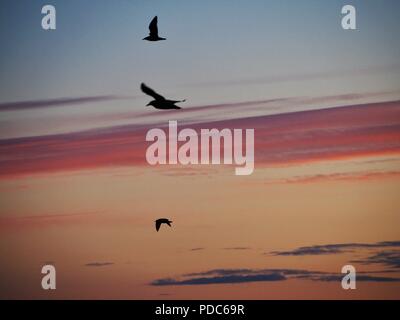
[149,16,159,37]
[141,83,165,101]
[155,220,161,232]
[166,221,172,227]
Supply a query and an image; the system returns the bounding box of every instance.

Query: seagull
[155,218,173,232]
[141,83,185,110]
[143,16,166,41]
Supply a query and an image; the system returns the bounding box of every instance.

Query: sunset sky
[1,0,400,299]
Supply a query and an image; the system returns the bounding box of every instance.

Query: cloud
[352,250,400,269]
[151,268,317,286]
[1,99,400,178]
[271,241,400,256]
[151,273,286,286]
[97,237,400,289]
[0,95,130,112]
[183,65,400,88]
[184,268,321,277]
[0,211,102,229]
[151,267,400,286]
[85,262,114,267]
[272,246,343,256]
[64,91,397,133]
[267,171,400,184]
[295,272,400,282]
[0,211,148,230]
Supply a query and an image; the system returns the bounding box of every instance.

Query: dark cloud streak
[152,273,286,286]
[0,95,132,112]
[271,241,400,256]
[352,250,400,269]
[151,267,400,286]
[85,262,114,267]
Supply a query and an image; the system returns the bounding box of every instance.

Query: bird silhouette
[141,83,185,109]
[155,218,173,232]
[143,16,166,41]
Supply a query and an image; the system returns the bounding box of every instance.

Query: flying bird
[155,218,173,232]
[141,83,185,110]
[143,16,166,41]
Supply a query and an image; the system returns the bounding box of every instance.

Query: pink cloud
[0,100,399,179]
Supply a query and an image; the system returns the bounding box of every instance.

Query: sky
[0,0,400,299]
